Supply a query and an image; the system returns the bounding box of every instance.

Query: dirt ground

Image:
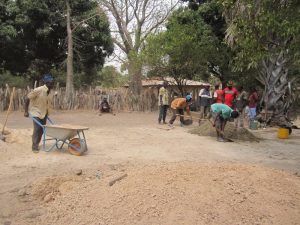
[0,111,299,225]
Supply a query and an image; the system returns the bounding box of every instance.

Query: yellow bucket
[277,128,289,139]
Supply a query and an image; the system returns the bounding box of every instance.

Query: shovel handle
[176,114,206,121]
[207,118,226,135]
[1,87,15,134]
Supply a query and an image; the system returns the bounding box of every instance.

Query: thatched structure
[123,77,211,104]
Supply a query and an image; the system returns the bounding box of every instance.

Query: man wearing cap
[223,81,238,109]
[24,74,54,153]
[168,95,192,127]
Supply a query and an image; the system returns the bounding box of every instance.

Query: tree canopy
[144,8,217,86]
[143,2,247,90]
[220,0,300,122]
[98,0,179,98]
[221,0,300,70]
[0,0,113,86]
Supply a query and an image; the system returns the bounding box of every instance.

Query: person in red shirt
[213,84,224,103]
[223,81,238,109]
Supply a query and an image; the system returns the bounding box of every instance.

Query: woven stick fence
[0,85,160,112]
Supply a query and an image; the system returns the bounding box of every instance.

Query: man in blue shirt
[210,103,239,142]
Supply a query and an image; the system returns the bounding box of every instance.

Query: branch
[72,8,102,32]
[128,0,141,23]
[140,1,179,44]
[141,0,150,23]
[100,0,133,52]
[112,37,127,53]
[108,51,126,64]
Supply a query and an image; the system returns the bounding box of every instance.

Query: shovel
[175,114,194,125]
[1,87,15,142]
[207,118,234,142]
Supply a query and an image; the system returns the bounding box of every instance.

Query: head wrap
[186,94,192,102]
[43,74,53,83]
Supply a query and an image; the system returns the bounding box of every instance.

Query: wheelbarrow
[30,115,89,156]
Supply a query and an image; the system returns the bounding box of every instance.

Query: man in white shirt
[158,81,169,124]
[198,84,212,119]
[24,74,54,153]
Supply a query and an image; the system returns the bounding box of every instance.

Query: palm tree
[222,0,299,125]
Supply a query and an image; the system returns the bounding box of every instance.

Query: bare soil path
[0,111,299,225]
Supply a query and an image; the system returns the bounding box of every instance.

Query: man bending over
[209,103,239,142]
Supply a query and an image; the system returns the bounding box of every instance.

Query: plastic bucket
[277,128,289,139]
[249,120,258,130]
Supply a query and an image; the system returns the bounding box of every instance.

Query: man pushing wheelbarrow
[24,74,88,155]
[24,74,54,153]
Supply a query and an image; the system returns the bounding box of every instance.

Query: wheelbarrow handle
[29,114,54,126]
[47,117,54,125]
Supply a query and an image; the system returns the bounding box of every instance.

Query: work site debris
[75,169,83,176]
[109,173,128,186]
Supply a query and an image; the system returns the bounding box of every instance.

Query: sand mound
[30,176,83,203]
[33,163,300,225]
[0,121,32,144]
[189,121,259,141]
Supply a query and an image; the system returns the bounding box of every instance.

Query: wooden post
[1,87,15,135]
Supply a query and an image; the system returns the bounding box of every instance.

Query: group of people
[24,74,259,152]
[198,81,259,127]
[158,80,259,142]
[158,81,192,127]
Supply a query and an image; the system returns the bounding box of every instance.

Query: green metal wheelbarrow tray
[30,115,89,156]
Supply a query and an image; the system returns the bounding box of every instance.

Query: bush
[0,71,30,88]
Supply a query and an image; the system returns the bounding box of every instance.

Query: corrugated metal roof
[124,77,210,87]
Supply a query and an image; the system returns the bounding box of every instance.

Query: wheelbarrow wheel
[68,138,86,156]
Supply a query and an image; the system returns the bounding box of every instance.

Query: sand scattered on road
[27,162,300,225]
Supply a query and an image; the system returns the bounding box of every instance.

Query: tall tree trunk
[128,55,142,111]
[257,52,295,126]
[65,0,74,109]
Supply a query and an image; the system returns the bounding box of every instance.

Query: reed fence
[0,85,160,112]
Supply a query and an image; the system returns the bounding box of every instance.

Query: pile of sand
[29,163,300,225]
[30,176,84,202]
[0,121,31,144]
[189,121,259,141]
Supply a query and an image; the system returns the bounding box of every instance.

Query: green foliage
[197,0,226,40]
[72,3,114,79]
[220,0,300,70]
[0,70,30,88]
[97,66,128,88]
[143,3,252,88]
[0,0,113,84]
[144,8,218,83]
